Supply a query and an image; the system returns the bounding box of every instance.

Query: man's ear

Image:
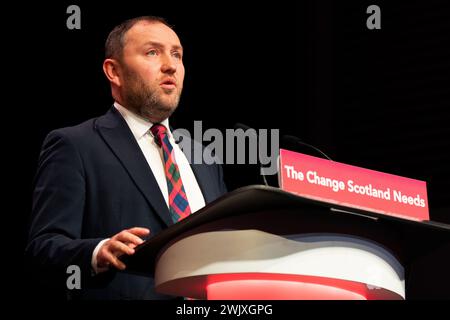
[103,58,122,87]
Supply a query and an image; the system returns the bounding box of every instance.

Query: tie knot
[150,124,168,147]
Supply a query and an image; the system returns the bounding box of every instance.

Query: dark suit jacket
[25,107,227,299]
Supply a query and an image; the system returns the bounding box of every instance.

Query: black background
[15,0,450,300]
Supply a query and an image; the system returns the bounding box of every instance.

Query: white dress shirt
[92,102,205,272]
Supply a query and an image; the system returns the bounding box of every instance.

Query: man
[26,16,227,299]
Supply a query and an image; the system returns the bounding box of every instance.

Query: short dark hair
[105,16,172,61]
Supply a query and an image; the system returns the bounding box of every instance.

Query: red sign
[279,149,429,221]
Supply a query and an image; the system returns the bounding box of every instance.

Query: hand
[97,227,150,270]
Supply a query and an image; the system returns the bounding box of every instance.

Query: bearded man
[26,16,227,300]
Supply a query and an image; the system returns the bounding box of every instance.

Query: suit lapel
[190,163,215,204]
[95,107,173,227]
[183,137,217,204]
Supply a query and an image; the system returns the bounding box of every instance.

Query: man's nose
[161,54,177,74]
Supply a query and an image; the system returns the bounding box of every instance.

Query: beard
[121,67,182,123]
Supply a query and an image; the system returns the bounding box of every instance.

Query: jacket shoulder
[46,117,98,142]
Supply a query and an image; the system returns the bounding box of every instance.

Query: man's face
[119,21,185,122]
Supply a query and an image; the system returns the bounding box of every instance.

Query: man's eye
[147,50,158,56]
[172,52,182,59]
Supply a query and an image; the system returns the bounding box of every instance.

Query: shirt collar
[114,102,171,140]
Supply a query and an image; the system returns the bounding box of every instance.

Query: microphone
[282,135,333,160]
[233,123,269,186]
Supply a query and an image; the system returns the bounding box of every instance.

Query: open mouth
[160,78,176,89]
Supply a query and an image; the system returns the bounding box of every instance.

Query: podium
[123,185,450,300]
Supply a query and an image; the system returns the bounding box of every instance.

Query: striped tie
[151,124,191,222]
